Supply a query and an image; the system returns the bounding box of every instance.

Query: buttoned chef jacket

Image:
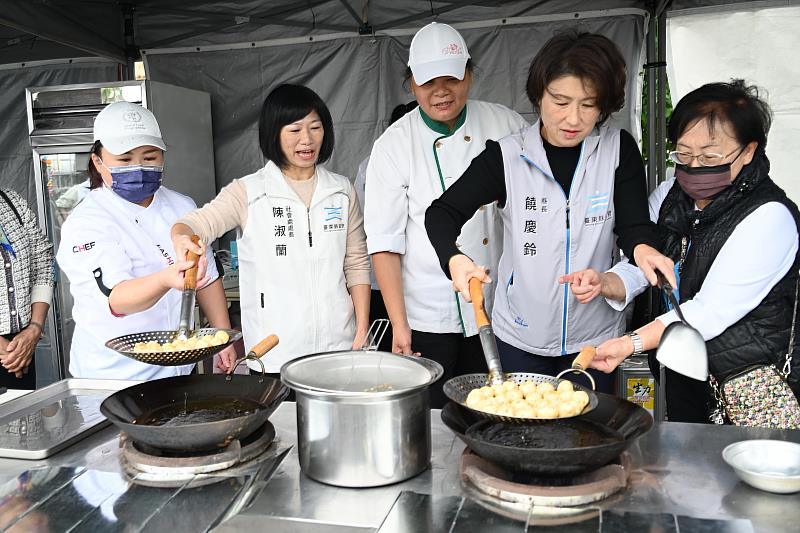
[237,162,356,372]
[365,101,527,335]
[57,186,218,380]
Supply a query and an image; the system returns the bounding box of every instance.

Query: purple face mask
[100,161,163,203]
[675,163,733,201]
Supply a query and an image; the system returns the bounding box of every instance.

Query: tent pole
[646,9,658,194]
[123,3,136,81]
[656,7,668,188]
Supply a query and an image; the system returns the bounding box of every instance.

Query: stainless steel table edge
[0,378,139,460]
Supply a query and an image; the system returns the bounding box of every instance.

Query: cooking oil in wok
[134,398,263,427]
[470,419,622,449]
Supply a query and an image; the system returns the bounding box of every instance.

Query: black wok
[441,392,653,476]
[100,373,289,452]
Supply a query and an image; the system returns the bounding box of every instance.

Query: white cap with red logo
[93,101,167,155]
[407,22,471,85]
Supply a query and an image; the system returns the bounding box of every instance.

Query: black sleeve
[425,140,507,279]
[613,130,660,260]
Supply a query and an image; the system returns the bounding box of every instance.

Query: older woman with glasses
[583,80,800,423]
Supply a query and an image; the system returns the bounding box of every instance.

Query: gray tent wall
[0,61,119,207]
[143,12,647,190]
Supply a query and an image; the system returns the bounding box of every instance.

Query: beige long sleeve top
[178,175,371,288]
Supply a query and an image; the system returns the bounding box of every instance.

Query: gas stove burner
[459,449,630,523]
[120,421,277,488]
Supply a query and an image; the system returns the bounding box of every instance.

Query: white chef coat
[57,186,218,380]
[608,177,799,340]
[364,101,528,336]
[354,156,379,290]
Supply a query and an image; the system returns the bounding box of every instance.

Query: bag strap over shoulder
[783,278,799,377]
[0,190,23,226]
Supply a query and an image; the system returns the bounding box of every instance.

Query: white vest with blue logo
[493,122,625,356]
[238,161,355,372]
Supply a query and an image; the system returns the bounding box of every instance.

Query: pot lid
[280,351,443,396]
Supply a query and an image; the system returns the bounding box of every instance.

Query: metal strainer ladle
[105,235,243,366]
[655,272,708,381]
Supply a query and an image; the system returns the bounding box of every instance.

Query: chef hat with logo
[93,101,167,155]
[408,22,471,85]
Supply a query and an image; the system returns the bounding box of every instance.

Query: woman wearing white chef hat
[364,22,528,407]
[57,101,236,380]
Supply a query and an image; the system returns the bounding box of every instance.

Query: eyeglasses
[668,146,744,167]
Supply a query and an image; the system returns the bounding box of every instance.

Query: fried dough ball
[504,388,524,402]
[463,379,592,420]
[558,400,582,418]
[573,390,590,410]
[557,380,574,393]
[131,332,229,353]
[537,382,555,394]
[519,381,538,397]
[536,404,559,419]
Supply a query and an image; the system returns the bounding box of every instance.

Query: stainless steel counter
[0,399,797,532]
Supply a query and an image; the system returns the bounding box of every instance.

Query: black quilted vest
[657,154,800,394]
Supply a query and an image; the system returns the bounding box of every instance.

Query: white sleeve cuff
[367,235,406,255]
[657,309,679,327]
[30,285,53,306]
[604,262,650,311]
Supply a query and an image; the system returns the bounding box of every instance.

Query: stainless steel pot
[281,350,444,487]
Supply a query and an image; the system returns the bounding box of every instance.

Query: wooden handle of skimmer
[248,334,279,358]
[469,278,490,328]
[573,346,596,371]
[184,235,201,290]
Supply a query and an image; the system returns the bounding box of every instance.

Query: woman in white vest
[425,31,675,393]
[57,101,236,380]
[364,22,528,407]
[172,85,371,375]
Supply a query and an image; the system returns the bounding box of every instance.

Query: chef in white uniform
[364,22,528,407]
[57,102,236,380]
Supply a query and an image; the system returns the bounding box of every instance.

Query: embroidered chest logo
[273,205,295,257]
[323,206,345,232]
[73,241,95,253]
[156,243,174,265]
[584,191,612,227]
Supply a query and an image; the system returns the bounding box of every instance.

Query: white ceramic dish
[722,440,800,494]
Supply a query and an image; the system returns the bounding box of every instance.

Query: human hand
[391,323,415,355]
[352,326,369,350]
[173,233,204,262]
[159,255,210,291]
[633,244,676,288]
[449,254,491,302]
[214,344,239,374]
[3,327,39,374]
[559,269,603,304]
[591,335,635,373]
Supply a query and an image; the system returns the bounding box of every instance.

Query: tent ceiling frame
[141,7,648,55]
[140,0,347,49]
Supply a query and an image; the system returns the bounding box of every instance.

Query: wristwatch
[627,331,644,355]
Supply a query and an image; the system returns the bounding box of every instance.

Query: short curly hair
[668,79,772,151]
[526,31,626,125]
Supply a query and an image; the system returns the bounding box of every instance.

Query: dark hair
[258,84,335,168]
[526,31,626,124]
[403,59,474,86]
[390,101,418,124]
[668,79,772,151]
[87,140,104,189]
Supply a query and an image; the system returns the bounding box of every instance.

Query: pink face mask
[675,163,733,201]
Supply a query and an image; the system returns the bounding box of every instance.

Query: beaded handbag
[709,281,800,429]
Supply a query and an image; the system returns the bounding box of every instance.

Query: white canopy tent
[0,0,797,206]
[667,3,800,201]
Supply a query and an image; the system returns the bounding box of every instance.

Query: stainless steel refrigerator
[26,80,217,386]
